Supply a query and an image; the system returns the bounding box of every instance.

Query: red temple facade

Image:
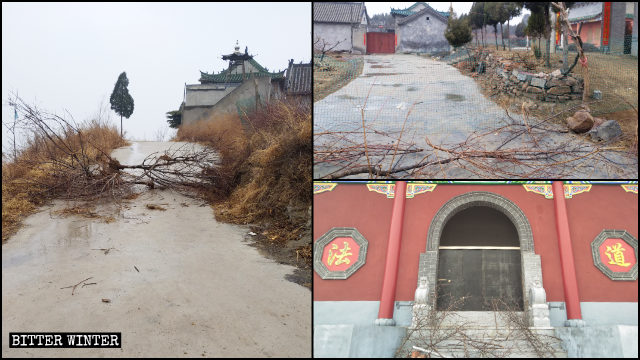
[313,181,638,358]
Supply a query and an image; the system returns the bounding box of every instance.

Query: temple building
[180,42,286,126]
[563,2,637,55]
[313,181,638,358]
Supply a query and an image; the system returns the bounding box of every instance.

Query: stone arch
[426,191,534,252]
[416,191,547,324]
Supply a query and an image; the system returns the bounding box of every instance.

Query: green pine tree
[110,72,134,137]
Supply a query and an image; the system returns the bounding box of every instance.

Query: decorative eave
[568,13,603,23]
[199,57,285,84]
[199,70,285,84]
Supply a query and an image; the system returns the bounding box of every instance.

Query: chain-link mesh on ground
[453,45,639,115]
[313,47,638,180]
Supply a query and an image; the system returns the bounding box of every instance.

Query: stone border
[417,191,545,325]
[314,227,369,280]
[590,229,638,281]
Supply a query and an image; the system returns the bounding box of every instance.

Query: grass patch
[314,53,364,103]
[457,47,638,152]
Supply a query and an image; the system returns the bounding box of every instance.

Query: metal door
[437,249,523,311]
[366,32,395,54]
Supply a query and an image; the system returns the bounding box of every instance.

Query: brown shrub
[2,113,127,242]
[175,100,311,239]
[176,113,250,198]
[218,100,312,229]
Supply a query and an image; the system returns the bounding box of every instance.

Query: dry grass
[53,204,100,218]
[175,100,311,245]
[2,118,127,242]
[177,113,249,197]
[461,47,638,152]
[314,53,364,103]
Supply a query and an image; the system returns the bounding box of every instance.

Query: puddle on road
[338,94,359,100]
[407,86,419,91]
[362,72,407,77]
[445,93,465,101]
[370,64,392,68]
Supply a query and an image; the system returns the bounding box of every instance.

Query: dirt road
[2,141,311,357]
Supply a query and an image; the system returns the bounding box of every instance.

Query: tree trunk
[507,19,511,51]
[120,114,123,138]
[562,24,569,72]
[495,25,499,50]
[500,23,505,50]
[545,34,551,67]
[545,7,551,67]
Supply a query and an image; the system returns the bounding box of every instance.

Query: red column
[376,181,407,325]
[552,181,582,320]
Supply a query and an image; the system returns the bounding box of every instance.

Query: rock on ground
[566,110,594,133]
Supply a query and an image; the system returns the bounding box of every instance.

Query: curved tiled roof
[285,62,311,95]
[391,2,449,20]
[397,5,449,25]
[199,58,284,84]
[314,2,366,24]
[568,2,602,23]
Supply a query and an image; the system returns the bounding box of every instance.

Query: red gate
[366,32,395,54]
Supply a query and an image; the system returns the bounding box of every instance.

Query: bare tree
[314,36,347,62]
[552,2,589,102]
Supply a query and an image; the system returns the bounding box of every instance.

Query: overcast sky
[2,2,311,150]
[365,2,529,23]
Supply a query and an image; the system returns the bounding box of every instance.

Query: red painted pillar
[376,181,407,325]
[552,181,582,320]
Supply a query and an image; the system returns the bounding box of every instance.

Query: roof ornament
[234,40,241,55]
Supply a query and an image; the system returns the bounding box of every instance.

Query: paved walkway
[2,141,310,358]
[314,54,637,178]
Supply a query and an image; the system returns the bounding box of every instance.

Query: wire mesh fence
[313,53,363,103]
[313,42,638,179]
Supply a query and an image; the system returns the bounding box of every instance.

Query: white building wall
[314,23,353,52]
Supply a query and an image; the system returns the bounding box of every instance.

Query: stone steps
[404,328,567,358]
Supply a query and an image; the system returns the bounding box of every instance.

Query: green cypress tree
[110,72,134,137]
[166,110,182,129]
[445,8,473,50]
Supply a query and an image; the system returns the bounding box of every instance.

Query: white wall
[314,23,353,52]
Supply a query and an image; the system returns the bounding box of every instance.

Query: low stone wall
[483,55,584,103]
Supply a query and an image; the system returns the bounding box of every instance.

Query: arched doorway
[436,206,524,311]
[416,192,547,326]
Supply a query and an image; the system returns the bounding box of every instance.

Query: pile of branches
[396,293,563,358]
[315,102,637,179]
[6,95,218,200]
